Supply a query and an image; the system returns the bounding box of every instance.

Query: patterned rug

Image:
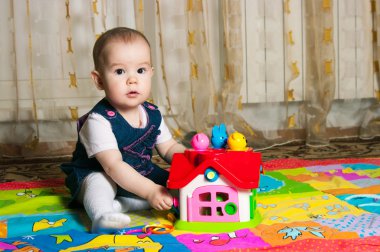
[0,157,379,251]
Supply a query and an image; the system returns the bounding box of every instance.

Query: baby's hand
[146,185,173,211]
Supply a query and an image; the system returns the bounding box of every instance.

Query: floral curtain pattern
[0,0,379,159]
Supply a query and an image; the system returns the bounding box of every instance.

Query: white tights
[78,172,150,233]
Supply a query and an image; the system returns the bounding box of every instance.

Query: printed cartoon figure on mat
[278,226,325,240]
[58,234,163,252]
[176,229,269,250]
[61,27,186,233]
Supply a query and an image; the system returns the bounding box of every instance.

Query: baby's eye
[115,69,125,75]
[137,68,146,74]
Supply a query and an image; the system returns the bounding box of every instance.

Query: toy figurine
[190,133,210,151]
[227,131,248,151]
[211,123,228,149]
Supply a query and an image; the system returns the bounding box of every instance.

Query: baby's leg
[114,196,151,212]
[78,172,131,233]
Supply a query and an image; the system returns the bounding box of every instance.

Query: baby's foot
[92,212,131,233]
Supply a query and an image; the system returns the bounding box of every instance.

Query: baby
[61,27,186,233]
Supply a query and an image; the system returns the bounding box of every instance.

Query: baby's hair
[92,27,151,71]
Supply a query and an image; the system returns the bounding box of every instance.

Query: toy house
[167,132,262,232]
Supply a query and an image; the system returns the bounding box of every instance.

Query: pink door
[187,185,239,222]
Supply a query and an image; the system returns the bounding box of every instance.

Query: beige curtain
[361,0,380,139]
[1,0,379,159]
[302,0,336,146]
[0,0,136,158]
[158,0,379,149]
[212,0,379,149]
[154,0,217,139]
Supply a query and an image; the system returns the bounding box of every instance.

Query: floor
[1,138,380,183]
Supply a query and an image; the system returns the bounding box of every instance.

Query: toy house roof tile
[167,150,261,189]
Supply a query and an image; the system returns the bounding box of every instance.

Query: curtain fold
[302,0,336,146]
[214,0,261,147]
[360,0,380,139]
[154,0,217,139]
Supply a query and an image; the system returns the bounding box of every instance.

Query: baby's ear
[91,70,104,90]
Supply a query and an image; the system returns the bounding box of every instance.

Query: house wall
[179,174,253,222]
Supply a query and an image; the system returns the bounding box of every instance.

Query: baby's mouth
[127,91,139,97]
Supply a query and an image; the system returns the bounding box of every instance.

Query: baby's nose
[127,75,138,84]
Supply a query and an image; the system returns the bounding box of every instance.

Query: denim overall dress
[61,98,169,203]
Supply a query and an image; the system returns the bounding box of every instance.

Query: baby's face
[99,38,153,112]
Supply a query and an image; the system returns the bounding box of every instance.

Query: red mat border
[0,178,65,190]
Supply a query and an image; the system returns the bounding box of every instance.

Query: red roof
[167,149,261,189]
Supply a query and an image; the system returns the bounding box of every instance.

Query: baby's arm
[95,149,173,211]
[156,138,187,163]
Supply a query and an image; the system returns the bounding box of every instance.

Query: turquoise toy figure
[211,123,228,149]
